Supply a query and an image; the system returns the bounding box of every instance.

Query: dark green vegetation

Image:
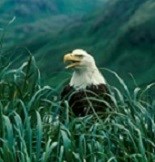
[0,0,155,89]
[0,1,155,160]
[0,54,155,162]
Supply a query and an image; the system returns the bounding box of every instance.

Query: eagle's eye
[76,54,84,58]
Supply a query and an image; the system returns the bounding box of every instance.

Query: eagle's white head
[64,49,106,89]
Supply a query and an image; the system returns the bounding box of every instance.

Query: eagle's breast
[61,83,110,116]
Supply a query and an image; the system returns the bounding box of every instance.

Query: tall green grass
[0,54,155,162]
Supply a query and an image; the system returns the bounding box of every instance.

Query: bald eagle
[61,49,111,117]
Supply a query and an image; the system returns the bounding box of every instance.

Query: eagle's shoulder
[86,84,109,94]
[61,84,74,100]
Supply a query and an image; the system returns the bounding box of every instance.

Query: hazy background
[0,0,155,89]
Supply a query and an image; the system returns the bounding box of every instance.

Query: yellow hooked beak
[63,53,81,69]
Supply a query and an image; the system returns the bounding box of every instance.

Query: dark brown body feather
[61,84,111,117]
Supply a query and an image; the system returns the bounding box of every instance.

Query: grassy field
[0,53,155,162]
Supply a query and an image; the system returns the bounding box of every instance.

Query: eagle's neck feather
[69,67,106,90]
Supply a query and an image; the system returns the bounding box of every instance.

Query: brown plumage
[61,84,111,116]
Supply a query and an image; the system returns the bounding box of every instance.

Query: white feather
[69,49,106,89]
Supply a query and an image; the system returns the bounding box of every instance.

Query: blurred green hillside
[0,0,155,89]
